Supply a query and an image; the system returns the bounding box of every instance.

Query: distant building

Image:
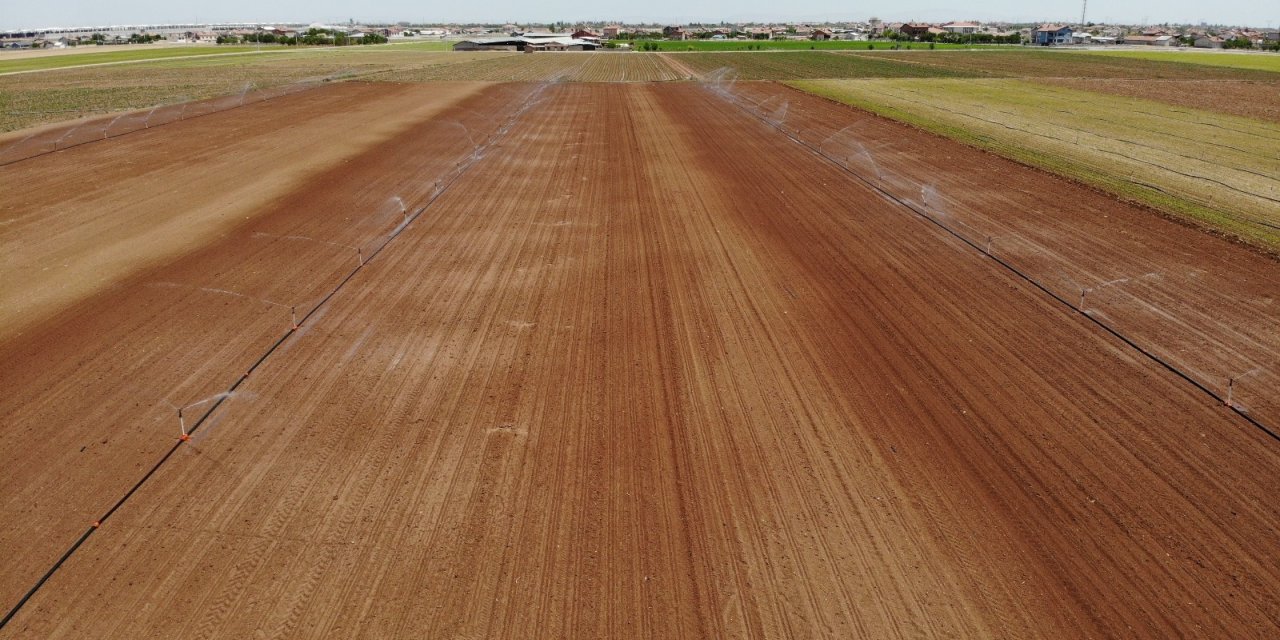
[1194,35,1224,48]
[1032,24,1073,45]
[812,29,833,41]
[1123,34,1175,46]
[602,25,621,38]
[453,35,599,52]
[943,21,980,34]
[898,23,934,39]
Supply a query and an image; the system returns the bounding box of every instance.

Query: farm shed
[1123,34,1175,46]
[453,36,600,52]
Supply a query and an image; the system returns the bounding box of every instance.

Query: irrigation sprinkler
[918,183,983,242]
[1225,367,1263,409]
[1078,274,1157,313]
[237,82,254,107]
[920,184,939,212]
[102,113,129,139]
[818,123,861,158]
[851,142,884,185]
[51,122,88,151]
[446,121,481,157]
[178,407,189,442]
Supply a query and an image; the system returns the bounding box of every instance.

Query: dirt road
[2,83,1278,637]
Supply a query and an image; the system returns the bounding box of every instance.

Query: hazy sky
[3,0,1275,30]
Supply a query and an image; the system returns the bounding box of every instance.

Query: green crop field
[1080,49,1280,73]
[793,78,1280,249]
[0,41,447,75]
[666,51,983,80]
[611,39,1008,52]
[0,49,482,132]
[840,49,1280,80]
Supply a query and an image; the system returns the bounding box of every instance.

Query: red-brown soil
[1,82,1278,638]
[0,81,492,341]
[0,80,532,617]
[731,80,1280,426]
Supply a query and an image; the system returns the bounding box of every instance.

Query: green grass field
[1081,49,1280,73]
[669,51,983,79]
[843,49,1280,80]
[792,78,1280,249]
[0,46,293,74]
[0,41,441,74]
[611,39,1009,52]
[0,49,479,131]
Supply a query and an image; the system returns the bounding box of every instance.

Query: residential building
[1032,24,1073,45]
[943,21,980,34]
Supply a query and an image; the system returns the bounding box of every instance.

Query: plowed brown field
[1041,77,1280,123]
[2,82,1278,638]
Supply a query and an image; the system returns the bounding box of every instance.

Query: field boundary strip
[0,80,554,632]
[846,82,1280,232]
[0,67,398,168]
[703,79,1280,447]
[0,47,312,77]
[789,79,1280,250]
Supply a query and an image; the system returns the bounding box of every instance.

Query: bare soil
[1,82,1278,638]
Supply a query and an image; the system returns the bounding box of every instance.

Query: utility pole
[1081,0,1088,27]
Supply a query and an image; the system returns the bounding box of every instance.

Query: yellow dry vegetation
[795,78,1280,249]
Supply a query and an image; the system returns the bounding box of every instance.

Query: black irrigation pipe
[709,82,1280,447]
[0,90,527,630]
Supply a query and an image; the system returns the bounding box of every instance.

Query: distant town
[2,19,1279,51]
